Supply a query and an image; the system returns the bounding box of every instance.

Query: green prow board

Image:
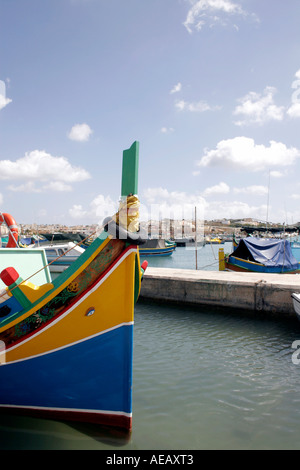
[121,141,139,197]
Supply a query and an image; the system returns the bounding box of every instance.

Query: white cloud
[206,200,268,220]
[287,102,300,118]
[69,204,87,219]
[203,181,230,196]
[68,123,93,142]
[197,137,300,171]
[286,69,300,118]
[142,187,207,220]
[170,82,182,94]
[43,181,73,192]
[0,150,90,192]
[89,194,117,218]
[0,150,90,182]
[142,186,269,222]
[183,0,251,33]
[233,185,268,196]
[0,80,12,110]
[8,180,73,193]
[8,182,42,193]
[233,87,285,126]
[175,99,220,112]
[69,194,117,222]
[161,127,174,134]
[0,94,12,111]
[270,170,285,178]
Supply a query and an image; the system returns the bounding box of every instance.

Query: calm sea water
[1,244,300,450]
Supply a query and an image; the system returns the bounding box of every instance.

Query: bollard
[219,248,225,271]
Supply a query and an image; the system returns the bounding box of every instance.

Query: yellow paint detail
[232,256,264,267]
[18,281,54,303]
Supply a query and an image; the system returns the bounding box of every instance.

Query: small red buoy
[0,267,20,286]
[141,260,148,272]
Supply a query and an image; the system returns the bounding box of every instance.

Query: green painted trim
[50,230,108,290]
[9,277,32,309]
[121,141,139,196]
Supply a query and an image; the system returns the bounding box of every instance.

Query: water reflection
[0,300,300,449]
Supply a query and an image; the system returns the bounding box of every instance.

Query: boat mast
[266,170,270,232]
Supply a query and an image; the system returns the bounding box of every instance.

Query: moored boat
[224,237,300,273]
[207,237,224,244]
[31,241,85,274]
[139,239,176,256]
[0,141,146,432]
[35,231,93,248]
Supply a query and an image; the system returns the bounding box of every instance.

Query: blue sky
[1,0,300,227]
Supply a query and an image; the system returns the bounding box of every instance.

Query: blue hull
[0,324,133,428]
[226,256,300,273]
[139,248,175,256]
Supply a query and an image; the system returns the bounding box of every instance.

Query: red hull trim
[0,405,132,432]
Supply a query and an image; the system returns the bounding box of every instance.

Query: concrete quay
[140,267,300,317]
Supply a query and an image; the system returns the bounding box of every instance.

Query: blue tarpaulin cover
[232,237,299,270]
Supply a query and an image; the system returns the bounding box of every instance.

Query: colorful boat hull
[0,141,144,432]
[0,322,133,429]
[225,256,300,273]
[0,237,139,430]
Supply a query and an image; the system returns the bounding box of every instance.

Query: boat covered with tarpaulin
[225,237,300,273]
[0,141,146,433]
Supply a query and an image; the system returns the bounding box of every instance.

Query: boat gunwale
[226,255,300,273]
[0,232,111,332]
[1,242,138,354]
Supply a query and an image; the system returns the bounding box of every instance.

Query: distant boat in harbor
[174,238,205,247]
[30,241,85,274]
[224,237,300,273]
[139,239,176,256]
[206,237,224,244]
[33,232,92,248]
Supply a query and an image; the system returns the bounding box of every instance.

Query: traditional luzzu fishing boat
[139,238,176,257]
[0,141,146,432]
[224,237,300,273]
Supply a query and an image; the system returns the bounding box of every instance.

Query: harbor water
[1,243,300,450]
